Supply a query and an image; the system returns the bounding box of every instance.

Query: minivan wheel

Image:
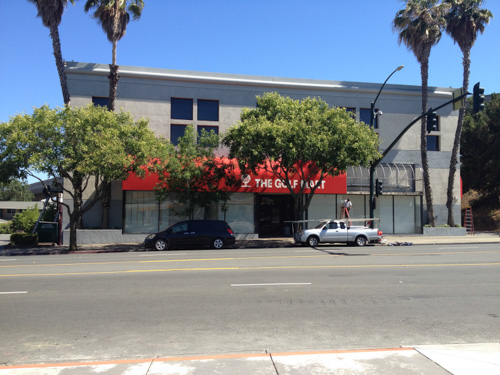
[212,238,224,249]
[355,236,367,247]
[307,236,319,247]
[155,239,168,251]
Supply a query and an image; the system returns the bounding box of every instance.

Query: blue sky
[1,0,499,124]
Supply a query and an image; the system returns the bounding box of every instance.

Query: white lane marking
[231,283,312,287]
[438,246,479,250]
[0,291,28,294]
[139,253,187,256]
[0,259,17,262]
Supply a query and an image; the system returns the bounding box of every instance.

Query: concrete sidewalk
[1,231,500,256]
[0,343,499,374]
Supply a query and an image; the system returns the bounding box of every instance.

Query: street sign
[453,88,464,111]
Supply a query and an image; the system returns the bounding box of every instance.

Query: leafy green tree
[444,0,492,226]
[223,93,380,220]
[461,93,500,197]
[0,105,166,251]
[28,0,75,106]
[84,0,144,112]
[153,126,238,220]
[393,0,449,227]
[0,180,34,201]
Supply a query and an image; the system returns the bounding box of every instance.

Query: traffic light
[473,82,485,113]
[427,111,438,133]
[375,179,383,196]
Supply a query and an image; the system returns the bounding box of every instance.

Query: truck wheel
[354,236,367,247]
[307,236,319,247]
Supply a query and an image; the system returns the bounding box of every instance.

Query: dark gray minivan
[144,220,236,250]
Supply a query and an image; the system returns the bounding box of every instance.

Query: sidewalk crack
[267,350,280,374]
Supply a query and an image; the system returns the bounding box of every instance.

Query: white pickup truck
[293,219,383,247]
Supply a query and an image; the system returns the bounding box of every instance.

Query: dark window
[197,125,219,137]
[328,222,338,229]
[427,135,440,151]
[171,124,187,145]
[198,99,219,121]
[360,108,378,129]
[92,97,109,108]
[197,126,219,147]
[344,107,356,117]
[171,98,193,120]
[171,222,188,233]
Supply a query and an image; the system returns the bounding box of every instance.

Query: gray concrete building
[64,62,461,239]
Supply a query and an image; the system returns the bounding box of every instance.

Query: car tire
[354,236,367,247]
[155,239,168,251]
[212,238,224,249]
[307,236,319,247]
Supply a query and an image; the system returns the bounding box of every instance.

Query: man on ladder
[341,198,352,219]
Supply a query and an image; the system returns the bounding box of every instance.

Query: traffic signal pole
[368,89,471,227]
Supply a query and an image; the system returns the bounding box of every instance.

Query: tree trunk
[420,57,436,227]
[101,181,111,229]
[69,212,79,252]
[108,63,119,112]
[446,49,470,226]
[49,24,71,106]
[69,186,84,251]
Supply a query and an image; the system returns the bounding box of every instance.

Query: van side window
[171,222,188,233]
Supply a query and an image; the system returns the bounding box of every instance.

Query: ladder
[463,207,474,235]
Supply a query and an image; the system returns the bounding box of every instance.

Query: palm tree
[444,0,492,226]
[28,0,75,106]
[84,0,144,111]
[85,0,144,228]
[393,0,449,227]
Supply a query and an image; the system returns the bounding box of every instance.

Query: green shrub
[41,203,57,222]
[10,205,40,233]
[0,222,12,234]
[10,233,38,246]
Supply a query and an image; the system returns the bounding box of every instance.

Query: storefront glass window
[308,194,337,224]
[220,193,254,233]
[124,191,158,234]
[394,196,417,233]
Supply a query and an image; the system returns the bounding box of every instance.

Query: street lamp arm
[372,65,404,107]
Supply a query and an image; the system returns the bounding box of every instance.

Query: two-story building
[64,62,460,240]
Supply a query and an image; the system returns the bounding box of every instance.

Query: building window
[197,125,219,137]
[198,99,219,121]
[360,108,378,129]
[171,98,193,120]
[343,107,356,119]
[197,125,219,146]
[427,135,440,151]
[92,97,109,108]
[171,124,187,145]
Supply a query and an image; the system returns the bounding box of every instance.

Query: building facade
[65,62,461,238]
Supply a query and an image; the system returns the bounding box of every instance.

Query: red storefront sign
[122,162,347,195]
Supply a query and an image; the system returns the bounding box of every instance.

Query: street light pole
[369,65,404,226]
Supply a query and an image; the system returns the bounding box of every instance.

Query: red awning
[122,160,347,195]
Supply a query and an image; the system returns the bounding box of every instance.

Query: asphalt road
[1,243,499,366]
